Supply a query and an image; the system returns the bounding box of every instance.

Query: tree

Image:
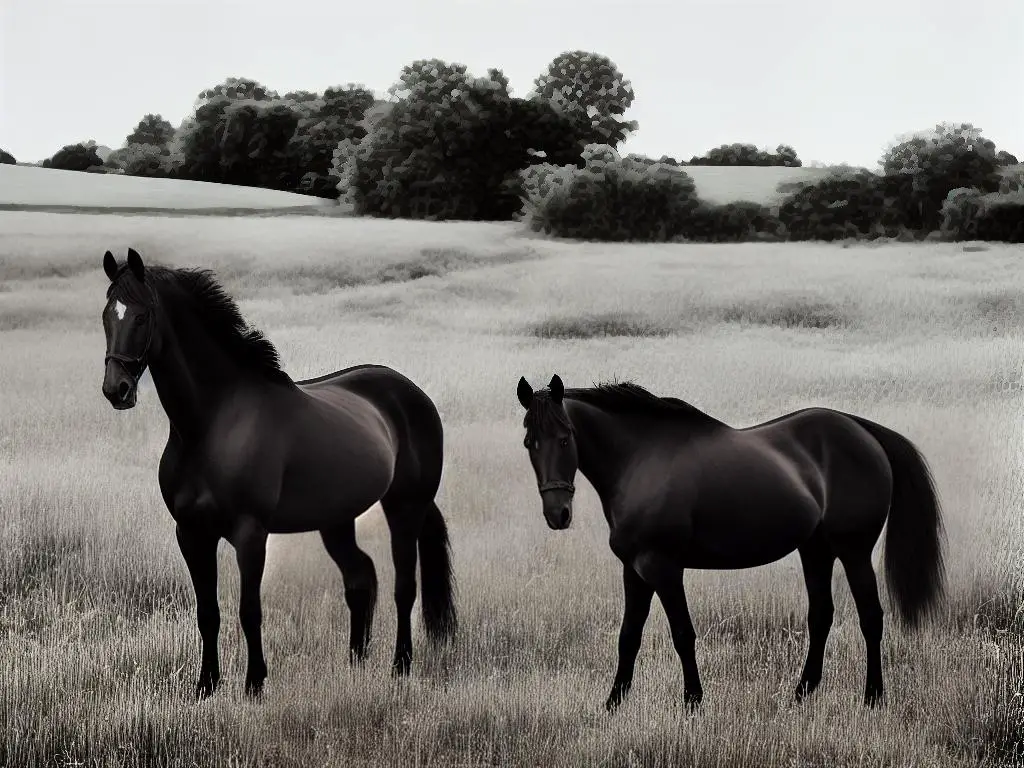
[881,122,1002,233]
[0,148,14,164]
[386,58,471,103]
[195,77,278,108]
[43,142,103,171]
[284,90,320,104]
[532,51,637,148]
[105,143,172,177]
[217,100,301,189]
[995,150,1019,166]
[775,144,802,167]
[282,84,376,195]
[336,63,585,219]
[125,114,175,147]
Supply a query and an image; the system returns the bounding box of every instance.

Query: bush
[0,148,14,164]
[297,171,341,199]
[681,200,783,242]
[998,166,1024,195]
[880,123,1003,234]
[42,142,103,172]
[689,143,802,167]
[939,188,987,241]
[105,143,173,178]
[777,168,913,241]
[975,195,1024,242]
[521,145,700,241]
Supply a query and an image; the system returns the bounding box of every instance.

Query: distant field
[0,210,1021,767]
[668,164,841,204]
[0,163,841,217]
[0,164,338,212]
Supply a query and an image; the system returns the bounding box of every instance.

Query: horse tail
[848,415,947,629]
[418,500,458,644]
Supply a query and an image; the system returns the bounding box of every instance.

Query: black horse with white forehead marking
[101,247,457,698]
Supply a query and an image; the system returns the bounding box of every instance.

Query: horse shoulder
[158,436,220,527]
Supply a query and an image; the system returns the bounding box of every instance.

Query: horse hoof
[794,680,817,703]
[391,655,411,677]
[864,688,884,708]
[683,689,703,711]
[194,675,218,700]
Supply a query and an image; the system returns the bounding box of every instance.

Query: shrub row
[520,144,1024,244]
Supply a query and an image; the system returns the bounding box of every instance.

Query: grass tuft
[529,311,674,340]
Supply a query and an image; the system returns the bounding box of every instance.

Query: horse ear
[548,374,564,404]
[126,248,145,281]
[103,251,118,282]
[517,377,534,410]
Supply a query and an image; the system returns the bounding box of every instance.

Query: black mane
[524,380,719,440]
[567,381,719,425]
[107,264,291,383]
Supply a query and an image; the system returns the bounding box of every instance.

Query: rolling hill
[0,164,338,212]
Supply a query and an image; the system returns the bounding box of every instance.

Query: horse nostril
[560,507,571,526]
[118,381,132,402]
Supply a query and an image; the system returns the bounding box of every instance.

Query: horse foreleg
[634,553,703,709]
[175,524,222,699]
[229,516,269,698]
[606,562,655,711]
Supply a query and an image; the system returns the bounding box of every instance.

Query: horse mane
[565,381,719,426]
[107,263,291,384]
[523,391,574,442]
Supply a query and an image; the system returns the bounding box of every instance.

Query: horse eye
[560,438,569,448]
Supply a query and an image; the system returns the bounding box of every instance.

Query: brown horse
[516,374,945,711]
[101,248,457,698]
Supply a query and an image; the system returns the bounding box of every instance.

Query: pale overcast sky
[2,0,1021,168]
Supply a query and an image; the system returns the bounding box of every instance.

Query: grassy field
[0,209,1022,767]
[0,165,338,213]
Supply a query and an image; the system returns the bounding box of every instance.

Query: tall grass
[0,212,1021,766]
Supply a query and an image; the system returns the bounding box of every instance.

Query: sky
[1,0,1022,169]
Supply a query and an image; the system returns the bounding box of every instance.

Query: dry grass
[0,211,1022,767]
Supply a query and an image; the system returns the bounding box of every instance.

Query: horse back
[297,363,445,501]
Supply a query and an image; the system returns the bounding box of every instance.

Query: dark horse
[516,374,945,711]
[100,248,457,698]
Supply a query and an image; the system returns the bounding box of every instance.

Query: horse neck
[565,397,724,515]
[148,304,257,440]
[564,399,640,508]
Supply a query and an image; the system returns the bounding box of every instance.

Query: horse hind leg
[795,528,837,702]
[380,498,428,675]
[840,552,885,706]
[320,519,379,664]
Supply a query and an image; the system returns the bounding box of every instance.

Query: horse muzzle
[102,361,139,410]
[540,479,575,531]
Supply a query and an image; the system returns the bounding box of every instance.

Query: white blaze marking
[114,301,127,321]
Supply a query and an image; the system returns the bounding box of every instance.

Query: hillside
[0,163,842,215]
[675,165,840,205]
[0,164,337,212]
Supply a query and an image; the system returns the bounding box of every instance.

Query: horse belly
[260,441,395,534]
[685,475,822,570]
